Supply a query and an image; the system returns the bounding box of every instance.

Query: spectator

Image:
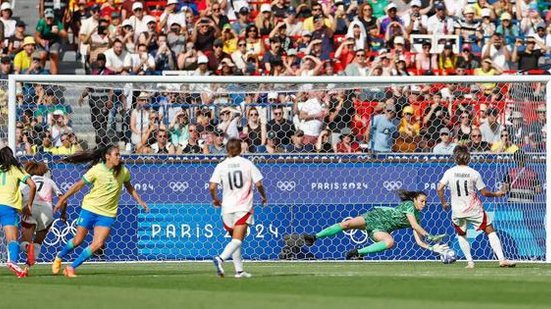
[130,92,152,146]
[100,0,119,20]
[434,43,458,74]
[267,105,294,147]
[403,0,429,35]
[167,21,186,56]
[394,105,420,152]
[181,124,202,154]
[192,17,220,52]
[479,107,503,144]
[529,104,546,142]
[534,23,550,51]
[427,2,454,35]
[23,52,49,75]
[369,0,390,19]
[503,150,542,204]
[467,128,491,152]
[285,6,303,36]
[262,131,285,153]
[336,128,361,153]
[263,37,283,74]
[379,3,403,35]
[15,127,33,155]
[286,129,314,153]
[415,41,434,73]
[220,24,238,55]
[507,111,529,146]
[177,42,199,70]
[35,8,67,74]
[203,129,226,154]
[454,6,482,43]
[366,101,399,152]
[35,87,71,126]
[474,58,502,95]
[495,12,519,46]
[296,92,326,144]
[512,36,545,71]
[326,90,355,147]
[33,130,55,154]
[14,36,36,74]
[39,0,68,22]
[140,128,178,154]
[208,2,230,30]
[137,16,159,52]
[0,56,12,78]
[480,9,496,37]
[433,127,457,154]
[231,38,248,71]
[303,2,333,32]
[126,2,153,41]
[1,2,16,41]
[49,110,73,147]
[168,110,190,148]
[216,106,240,139]
[456,44,480,70]
[242,107,267,152]
[104,39,128,73]
[119,19,135,53]
[159,0,186,33]
[244,24,263,56]
[523,132,545,152]
[423,92,451,144]
[481,33,510,70]
[7,20,25,55]
[83,23,111,64]
[52,133,80,155]
[491,129,519,153]
[520,5,544,37]
[233,7,250,35]
[453,111,474,145]
[125,43,156,75]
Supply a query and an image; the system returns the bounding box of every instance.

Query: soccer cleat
[345,248,361,260]
[27,243,36,266]
[499,260,516,268]
[303,234,317,246]
[63,266,78,278]
[52,257,62,274]
[465,261,475,269]
[7,262,29,278]
[212,256,225,278]
[234,271,252,279]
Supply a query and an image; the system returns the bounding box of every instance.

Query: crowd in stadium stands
[4,0,550,155]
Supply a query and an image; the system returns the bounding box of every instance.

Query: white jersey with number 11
[209,156,263,214]
[439,165,486,218]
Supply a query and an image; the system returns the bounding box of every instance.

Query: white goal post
[5,74,551,263]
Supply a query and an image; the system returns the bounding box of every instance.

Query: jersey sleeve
[250,162,263,183]
[82,166,97,185]
[474,171,486,191]
[439,170,450,186]
[209,165,222,184]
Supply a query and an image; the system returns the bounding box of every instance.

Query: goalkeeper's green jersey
[362,201,420,234]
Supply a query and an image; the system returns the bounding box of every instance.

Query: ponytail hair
[24,161,49,176]
[397,190,426,202]
[62,145,123,176]
[0,146,22,173]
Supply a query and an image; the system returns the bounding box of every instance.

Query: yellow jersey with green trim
[81,163,131,217]
[0,166,30,210]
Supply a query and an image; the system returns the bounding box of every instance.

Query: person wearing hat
[480,8,496,37]
[366,100,399,152]
[125,2,154,41]
[432,127,457,154]
[454,6,482,44]
[495,12,519,45]
[0,2,15,39]
[529,104,546,143]
[13,37,36,74]
[426,2,454,35]
[379,3,404,34]
[402,0,429,35]
[220,24,238,54]
[158,0,187,33]
[232,6,251,35]
[456,43,480,70]
[512,36,545,71]
[284,6,302,36]
[35,8,68,74]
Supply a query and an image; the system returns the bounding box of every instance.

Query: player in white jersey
[20,162,66,266]
[437,145,515,268]
[209,138,267,278]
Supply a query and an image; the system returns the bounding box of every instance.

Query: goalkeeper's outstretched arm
[413,230,448,254]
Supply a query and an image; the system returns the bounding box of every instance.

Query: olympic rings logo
[44,218,78,246]
[60,182,72,191]
[169,181,189,192]
[383,181,403,192]
[276,181,296,192]
[341,216,370,244]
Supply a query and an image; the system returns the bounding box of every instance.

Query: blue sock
[57,239,76,259]
[7,241,19,263]
[71,247,93,269]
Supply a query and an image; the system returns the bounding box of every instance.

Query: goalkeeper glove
[428,243,449,254]
[425,233,447,243]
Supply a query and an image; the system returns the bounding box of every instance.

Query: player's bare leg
[347,231,394,260]
[304,216,367,246]
[484,225,516,268]
[53,226,89,274]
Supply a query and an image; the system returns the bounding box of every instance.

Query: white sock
[20,241,29,252]
[457,235,473,262]
[232,247,244,273]
[219,239,242,261]
[487,232,505,261]
[34,244,42,261]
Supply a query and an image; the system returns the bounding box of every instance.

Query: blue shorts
[77,209,116,230]
[0,204,19,227]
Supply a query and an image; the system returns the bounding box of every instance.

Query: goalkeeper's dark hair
[453,145,470,165]
[61,144,123,176]
[0,146,23,173]
[397,190,427,202]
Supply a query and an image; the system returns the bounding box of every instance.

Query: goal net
[4,75,550,263]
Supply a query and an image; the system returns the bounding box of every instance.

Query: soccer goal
[4,74,551,263]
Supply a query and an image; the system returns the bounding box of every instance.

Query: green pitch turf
[1,262,551,309]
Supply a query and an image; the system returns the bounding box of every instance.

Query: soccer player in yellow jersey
[0,147,36,278]
[51,145,149,278]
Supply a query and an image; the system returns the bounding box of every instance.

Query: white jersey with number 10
[209,156,263,214]
[439,165,486,218]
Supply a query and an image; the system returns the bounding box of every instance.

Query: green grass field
[1,262,551,309]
